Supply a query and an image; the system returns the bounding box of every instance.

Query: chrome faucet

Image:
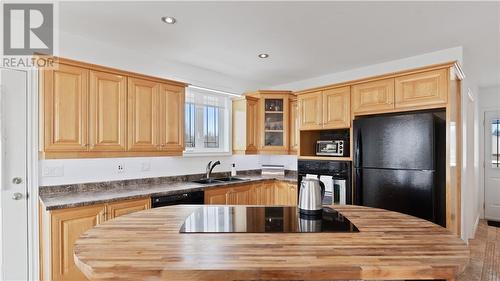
[205,160,221,179]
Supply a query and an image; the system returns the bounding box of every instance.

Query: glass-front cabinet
[233,90,294,155]
[258,92,290,153]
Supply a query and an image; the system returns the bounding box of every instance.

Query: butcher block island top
[73,205,469,281]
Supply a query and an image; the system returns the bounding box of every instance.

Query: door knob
[12,177,22,184]
[12,192,23,200]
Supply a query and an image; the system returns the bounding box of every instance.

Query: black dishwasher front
[151,191,204,208]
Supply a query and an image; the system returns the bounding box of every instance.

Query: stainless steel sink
[214,177,245,182]
[192,177,245,184]
[192,178,222,184]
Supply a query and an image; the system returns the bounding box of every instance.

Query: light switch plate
[42,165,64,177]
[141,161,151,172]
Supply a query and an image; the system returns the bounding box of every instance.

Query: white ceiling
[59,1,500,89]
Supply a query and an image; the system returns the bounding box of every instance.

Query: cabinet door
[322,86,351,129]
[395,69,448,109]
[106,198,151,220]
[288,183,298,206]
[274,181,290,205]
[260,94,289,152]
[227,185,252,205]
[204,188,228,204]
[51,204,105,281]
[289,98,299,154]
[158,84,184,152]
[43,63,89,151]
[352,78,395,115]
[298,91,322,130]
[259,182,276,205]
[246,98,259,153]
[89,70,127,151]
[127,78,160,151]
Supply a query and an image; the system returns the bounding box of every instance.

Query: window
[184,86,230,154]
[492,119,500,168]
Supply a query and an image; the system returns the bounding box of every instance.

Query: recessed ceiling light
[258,53,269,59]
[161,16,176,24]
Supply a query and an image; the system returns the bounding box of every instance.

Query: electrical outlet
[117,164,125,173]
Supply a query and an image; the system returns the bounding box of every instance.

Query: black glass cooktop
[179,206,359,233]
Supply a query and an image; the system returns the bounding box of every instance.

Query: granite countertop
[39,172,297,211]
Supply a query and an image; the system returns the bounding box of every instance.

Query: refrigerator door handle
[354,168,362,205]
[354,126,361,168]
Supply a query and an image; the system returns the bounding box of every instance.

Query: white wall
[460,84,480,240]
[57,31,260,94]
[270,47,463,91]
[40,155,298,186]
[478,86,500,220]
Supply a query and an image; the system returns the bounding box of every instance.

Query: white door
[0,68,29,280]
[485,110,500,221]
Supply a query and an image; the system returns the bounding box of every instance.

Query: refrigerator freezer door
[354,113,435,170]
[356,168,436,223]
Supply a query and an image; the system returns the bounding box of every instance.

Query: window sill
[183,151,233,157]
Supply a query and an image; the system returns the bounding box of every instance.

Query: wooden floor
[458,220,500,281]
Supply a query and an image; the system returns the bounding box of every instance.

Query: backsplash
[39,155,298,186]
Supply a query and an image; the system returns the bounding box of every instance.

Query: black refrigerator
[353,110,446,226]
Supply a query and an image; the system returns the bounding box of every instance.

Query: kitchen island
[73,205,469,281]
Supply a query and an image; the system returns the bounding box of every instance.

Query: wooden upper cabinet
[106,198,150,220]
[234,91,292,155]
[352,78,395,115]
[127,77,160,151]
[322,86,351,129]
[50,204,105,281]
[259,93,290,153]
[158,84,184,152]
[232,96,259,154]
[43,63,89,151]
[395,68,448,109]
[40,58,187,158]
[289,97,299,154]
[298,91,322,130]
[88,70,127,151]
[246,97,259,153]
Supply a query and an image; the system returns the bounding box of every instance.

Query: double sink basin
[192,177,245,184]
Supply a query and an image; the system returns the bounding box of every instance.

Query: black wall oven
[298,160,352,205]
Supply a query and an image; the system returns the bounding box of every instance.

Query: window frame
[183,86,232,156]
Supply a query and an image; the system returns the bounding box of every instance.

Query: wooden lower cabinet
[106,198,151,220]
[42,204,105,281]
[257,181,276,205]
[227,185,253,205]
[40,198,151,281]
[204,180,298,206]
